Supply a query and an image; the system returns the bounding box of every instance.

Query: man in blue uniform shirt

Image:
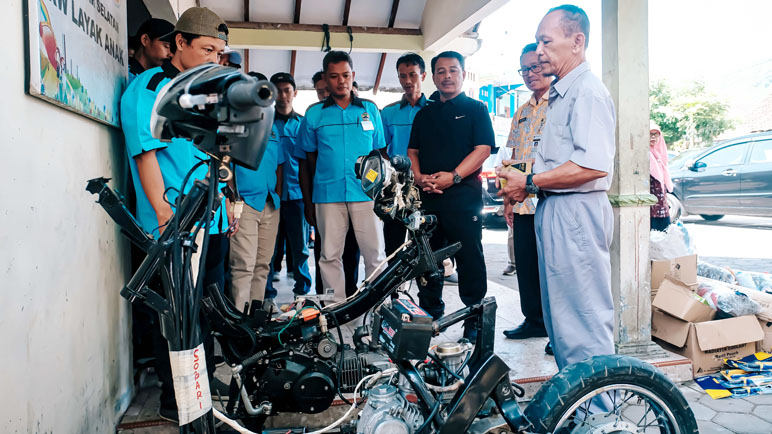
[380,53,428,256]
[231,123,285,311]
[120,7,230,422]
[265,72,313,299]
[296,51,387,301]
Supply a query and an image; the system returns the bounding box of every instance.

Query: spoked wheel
[523,355,698,434]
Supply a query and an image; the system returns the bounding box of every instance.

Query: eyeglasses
[650,132,661,139]
[518,64,544,76]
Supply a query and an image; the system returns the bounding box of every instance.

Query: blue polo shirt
[235,124,285,212]
[274,111,303,201]
[121,61,227,237]
[381,94,427,157]
[295,94,386,204]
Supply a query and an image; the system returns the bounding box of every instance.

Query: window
[749,139,772,163]
[698,143,748,167]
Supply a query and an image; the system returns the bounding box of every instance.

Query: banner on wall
[25,0,128,127]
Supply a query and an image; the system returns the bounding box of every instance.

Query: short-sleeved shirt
[274,111,303,201]
[235,124,285,212]
[121,60,227,237]
[408,91,496,211]
[381,94,427,158]
[295,94,386,204]
[534,62,616,193]
[501,91,549,215]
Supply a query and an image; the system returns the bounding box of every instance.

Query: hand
[156,207,174,234]
[497,170,528,204]
[227,219,240,237]
[416,173,442,194]
[304,203,317,227]
[425,171,454,193]
[504,202,514,227]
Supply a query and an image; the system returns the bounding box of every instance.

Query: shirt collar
[399,93,427,109]
[428,90,466,105]
[529,90,550,106]
[322,92,365,109]
[128,57,145,75]
[161,60,181,79]
[551,61,590,98]
[275,110,299,122]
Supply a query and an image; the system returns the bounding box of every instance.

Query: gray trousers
[534,191,615,370]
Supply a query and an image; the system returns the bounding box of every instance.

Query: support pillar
[602,0,664,357]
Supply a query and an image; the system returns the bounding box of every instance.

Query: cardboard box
[652,278,715,323]
[651,254,698,289]
[652,312,764,377]
[758,319,772,353]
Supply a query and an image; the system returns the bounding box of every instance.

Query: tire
[523,355,698,434]
[700,214,724,221]
[666,194,683,222]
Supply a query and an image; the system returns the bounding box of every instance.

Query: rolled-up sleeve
[568,90,616,173]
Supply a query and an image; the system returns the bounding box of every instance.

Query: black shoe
[502,321,548,339]
[158,406,179,424]
[545,341,553,356]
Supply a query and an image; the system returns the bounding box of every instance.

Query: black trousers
[650,216,670,232]
[383,217,407,259]
[417,207,487,321]
[153,233,228,410]
[314,221,360,297]
[512,213,544,326]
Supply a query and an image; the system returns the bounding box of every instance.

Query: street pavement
[117,215,772,433]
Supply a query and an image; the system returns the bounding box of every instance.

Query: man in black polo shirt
[127,18,174,83]
[407,51,495,340]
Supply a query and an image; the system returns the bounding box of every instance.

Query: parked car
[481,154,505,226]
[668,130,772,221]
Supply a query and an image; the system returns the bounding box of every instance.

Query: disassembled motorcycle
[88,63,698,434]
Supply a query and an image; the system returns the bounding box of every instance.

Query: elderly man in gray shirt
[498,4,616,371]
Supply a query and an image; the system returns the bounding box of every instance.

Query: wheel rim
[552,384,681,434]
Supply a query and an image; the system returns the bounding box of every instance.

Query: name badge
[361,112,374,131]
[532,134,541,148]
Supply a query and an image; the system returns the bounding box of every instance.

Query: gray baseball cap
[161,7,228,43]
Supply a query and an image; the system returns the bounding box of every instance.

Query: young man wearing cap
[220,47,242,68]
[128,18,174,83]
[296,51,386,301]
[264,72,312,301]
[120,7,230,422]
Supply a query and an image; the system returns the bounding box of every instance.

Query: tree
[650,80,734,149]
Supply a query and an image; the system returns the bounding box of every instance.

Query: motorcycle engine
[356,384,424,434]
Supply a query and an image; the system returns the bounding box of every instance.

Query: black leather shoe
[545,341,553,355]
[158,406,179,424]
[502,321,548,339]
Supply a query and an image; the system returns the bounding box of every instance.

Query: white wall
[0,2,133,432]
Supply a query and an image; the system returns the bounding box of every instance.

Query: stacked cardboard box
[650,258,765,378]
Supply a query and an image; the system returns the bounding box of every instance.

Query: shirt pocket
[540,123,569,163]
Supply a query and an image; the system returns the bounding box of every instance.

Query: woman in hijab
[649,122,673,231]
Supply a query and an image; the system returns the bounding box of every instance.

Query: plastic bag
[698,261,736,285]
[650,221,697,260]
[735,271,772,294]
[696,277,762,317]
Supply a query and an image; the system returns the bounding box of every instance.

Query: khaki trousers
[316,201,385,301]
[230,202,279,310]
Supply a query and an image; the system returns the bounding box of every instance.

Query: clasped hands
[415,171,455,194]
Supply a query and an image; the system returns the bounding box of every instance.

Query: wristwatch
[452,170,462,184]
[525,174,541,194]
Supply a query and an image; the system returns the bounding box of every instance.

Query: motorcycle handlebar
[227,79,276,109]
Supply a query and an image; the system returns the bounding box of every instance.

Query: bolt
[324,386,329,391]
[310,406,314,412]
[284,382,291,390]
[301,385,305,390]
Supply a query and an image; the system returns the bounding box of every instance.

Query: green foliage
[649,80,734,149]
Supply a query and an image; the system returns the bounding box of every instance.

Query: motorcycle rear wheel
[523,355,698,434]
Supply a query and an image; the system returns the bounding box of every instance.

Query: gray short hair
[548,4,590,48]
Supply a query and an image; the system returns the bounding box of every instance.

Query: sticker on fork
[169,343,212,425]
